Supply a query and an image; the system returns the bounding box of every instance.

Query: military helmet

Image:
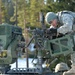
[55,62,69,72]
[45,12,57,25]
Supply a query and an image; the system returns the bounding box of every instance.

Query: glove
[46,28,57,34]
[50,28,57,34]
[46,28,57,39]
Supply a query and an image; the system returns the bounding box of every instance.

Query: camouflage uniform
[57,11,74,34]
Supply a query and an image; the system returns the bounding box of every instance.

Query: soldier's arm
[57,14,74,34]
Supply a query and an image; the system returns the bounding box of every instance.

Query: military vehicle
[0,12,74,75]
[0,23,23,74]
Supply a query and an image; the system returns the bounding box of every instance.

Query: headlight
[0,50,7,58]
[0,44,7,58]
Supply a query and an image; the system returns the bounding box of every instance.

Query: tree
[10,0,46,29]
[10,0,30,29]
[2,0,14,23]
[45,0,75,13]
[28,0,45,28]
[0,0,2,24]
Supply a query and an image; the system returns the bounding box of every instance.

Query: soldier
[55,62,69,75]
[45,10,75,35]
[45,11,75,75]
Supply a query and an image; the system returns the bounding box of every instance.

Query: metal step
[7,68,59,75]
[7,68,41,74]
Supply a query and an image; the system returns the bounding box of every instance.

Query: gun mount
[21,25,74,75]
[22,12,75,75]
[44,33,74,56]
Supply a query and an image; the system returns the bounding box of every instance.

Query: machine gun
[29,12,74,57]
[23,12,74,75]
[0,12,74,75]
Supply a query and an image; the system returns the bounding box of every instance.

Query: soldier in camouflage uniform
[45,11,75,75]
[45,10,75,35]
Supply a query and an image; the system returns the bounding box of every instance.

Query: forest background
[0,0,75,29]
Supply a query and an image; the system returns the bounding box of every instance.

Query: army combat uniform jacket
[57,11,75,34]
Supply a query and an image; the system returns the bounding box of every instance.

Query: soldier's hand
[50,28,57,34]
[46,28,57,34]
